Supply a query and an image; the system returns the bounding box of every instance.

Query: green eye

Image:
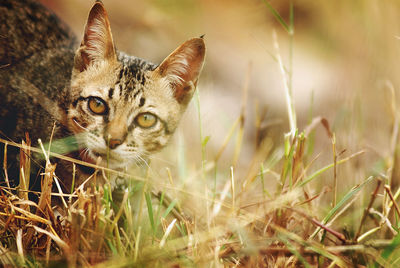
[135,113,157,128]
[88,97,107,115]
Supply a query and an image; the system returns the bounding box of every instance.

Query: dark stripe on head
[159,118,171,135]
[128,122,136,132]
[124,84,133,101]
[72,96,86,107]
[136,72,146,85]
[108,88,114,99]
[103,113,109,124]
[139,97,145,107]
[126,88,140,102]
[118,68,124,80]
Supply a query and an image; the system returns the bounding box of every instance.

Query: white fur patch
[164,46,197,86]
[86,17,110,61]
[159,77,175,97]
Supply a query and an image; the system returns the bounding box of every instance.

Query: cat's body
[0,0,205,191]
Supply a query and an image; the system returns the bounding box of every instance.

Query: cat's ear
[74,1,116,72]
[156,37,206,105]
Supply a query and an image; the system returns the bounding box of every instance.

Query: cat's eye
[88,97,108,115]
[135,113,157,128]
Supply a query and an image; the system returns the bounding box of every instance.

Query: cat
[0,0,205,192]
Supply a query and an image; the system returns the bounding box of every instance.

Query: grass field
[2,0,400,267]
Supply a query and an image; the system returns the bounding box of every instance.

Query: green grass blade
[41,135,80,156]
[106,239,118,256]
[281,132,296,190]
[261,0,290,33]
[310,176,374,239]
[279,235,312,268]
[195,90,205,175]
[114,226,123,256]
[155,191,165,228]
[381,233,400,261]
[162,199,177,219]
[299,151,364,187]
[289,1,294,32]
[145,192,155,233]
[175,222,187,236]
[306,91,315,157]
[260,163,271,198]
[273,224,347,267]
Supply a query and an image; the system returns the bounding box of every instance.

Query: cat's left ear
[155,37,206,105]
[74,1,117,72]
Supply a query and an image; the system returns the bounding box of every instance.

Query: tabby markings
[139,97,145,107]
[108,87,114,99]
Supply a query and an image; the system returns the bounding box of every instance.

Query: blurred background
[39,0,400,203]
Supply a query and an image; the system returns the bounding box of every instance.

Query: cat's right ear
[155,38,206,105]
[74,1,116,72]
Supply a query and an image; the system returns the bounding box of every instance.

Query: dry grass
[1,114,399,267]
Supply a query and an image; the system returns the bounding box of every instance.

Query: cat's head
[67,2,205,169]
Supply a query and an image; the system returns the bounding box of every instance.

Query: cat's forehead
[113,55,156,100]
[117,54,156,81]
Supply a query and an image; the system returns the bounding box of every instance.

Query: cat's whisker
[136,154,150,169]
[78,148,86,158]
[78,148,92,161]
[72,118,90,132]
[139,151,174,165]
[132,155,145,169]
[125,152,148,170]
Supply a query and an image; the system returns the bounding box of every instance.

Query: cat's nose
[108,138,122,149]
[105,115,128,149]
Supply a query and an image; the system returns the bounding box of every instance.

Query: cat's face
[67,2,205,170]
